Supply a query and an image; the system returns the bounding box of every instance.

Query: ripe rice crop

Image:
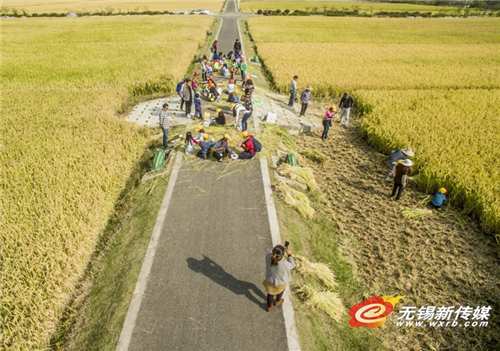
[1,15,212,350]
[241,0,453,14]
[247,16,500,233]
[1,0,224,15]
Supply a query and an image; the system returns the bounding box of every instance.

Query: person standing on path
[263,244,295,312]
[194,93,202,119]
[384,147,414,181]
[321,106,337,140]
[211,40,218,54]
[180,79,194,118]
[299,86,313,117]
[244,79,254,98]
[338,92,354,128]
[159,103,170,149]
[241,92,253,132]
[240,58,247,81]
[233,38,242,57]
[391,159,413,200]
[288,75,298,107]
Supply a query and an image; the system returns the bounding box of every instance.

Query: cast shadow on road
[187,255,266,310]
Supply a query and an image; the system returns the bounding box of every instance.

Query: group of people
[172,38,255,132]
[383,147,447,208]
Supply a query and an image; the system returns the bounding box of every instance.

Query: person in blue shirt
[193,93,202,119]
[431,188,447,209]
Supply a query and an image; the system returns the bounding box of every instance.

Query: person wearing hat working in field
[321,106,337,140]
[391,159,413,200]
[338,92,354,128]
[211,134,233,162]
[299,86,313,117]
[239,131,255,159]
[214,108,227,125]
[384,147,415,181]
[431,188,447,209]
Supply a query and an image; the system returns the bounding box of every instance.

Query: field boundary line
[116,153,183,351]
[260,158,301,351]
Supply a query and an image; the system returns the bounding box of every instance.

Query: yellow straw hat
[196,125,203,131]
[330,105,337,111]
[224,133,230,140]
[241,131,249,138]
[203,134,210,140]
[439,188,447,194]
[216,108,222,113]
[203,111,210,120]
[230,103,236,109]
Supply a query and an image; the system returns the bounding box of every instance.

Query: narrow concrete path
[119,158,288,351]
[118,2,301,350]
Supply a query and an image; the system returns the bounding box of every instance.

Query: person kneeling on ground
[391,159,413,200]
[215,108,227,126]
[263,244,295,312]
[431,188,447,209]
[196,134,213,159]
[230,89,240,104]
[239,131,255,159]
[211,134,233,162]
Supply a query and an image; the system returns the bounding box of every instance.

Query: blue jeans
[288,90,296,106]
[241,111,252,131]
[161,127,169,148]
[321,122,330,139]
[339,108,350,127]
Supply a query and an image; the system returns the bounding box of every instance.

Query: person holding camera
[263,243,295,312]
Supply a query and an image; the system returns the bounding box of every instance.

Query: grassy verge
[50,126,183,351]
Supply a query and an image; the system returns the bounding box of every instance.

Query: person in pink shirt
[321,106,337,140]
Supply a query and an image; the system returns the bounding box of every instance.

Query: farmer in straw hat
[299,85,313,117]
[391,158,413,200]
[321,106,337,140]
[263,244,295,312]
[384,147,415,181]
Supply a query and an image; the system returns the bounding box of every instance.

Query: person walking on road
[263,244,295,312]
[391,159,413,200]
[159,103,170,149]
[180,79,194,118]
[288,75,298,107]
[384,147,414,181]
[233,38,242,56]
[338,92,354,128]
[321,106,337,140]
[211,40,218,54]
[299,86,313,117]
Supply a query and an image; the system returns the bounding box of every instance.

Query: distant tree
[312,7,318,14]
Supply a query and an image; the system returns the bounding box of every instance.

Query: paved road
[123,159,288,351]
[214,0,255,56]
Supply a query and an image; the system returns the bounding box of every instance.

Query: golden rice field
[1,15,212,350]
[2,0,223,14]
[241,0,453,13]
[247,17,500,233]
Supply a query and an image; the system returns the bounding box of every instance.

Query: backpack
[150,149,166,172]
[285,153,298,166]
[252,137,262,153]
[176,82,183,93]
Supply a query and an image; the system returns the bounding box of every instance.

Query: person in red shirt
[239,131,255,159]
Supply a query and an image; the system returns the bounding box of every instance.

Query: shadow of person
[187,255,266,309]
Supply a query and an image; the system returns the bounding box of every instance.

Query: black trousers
[300,103,308,116]
[267,292,284,308]
[391,183,404,200]
[185,100,192,116]
[213,151,227,161]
